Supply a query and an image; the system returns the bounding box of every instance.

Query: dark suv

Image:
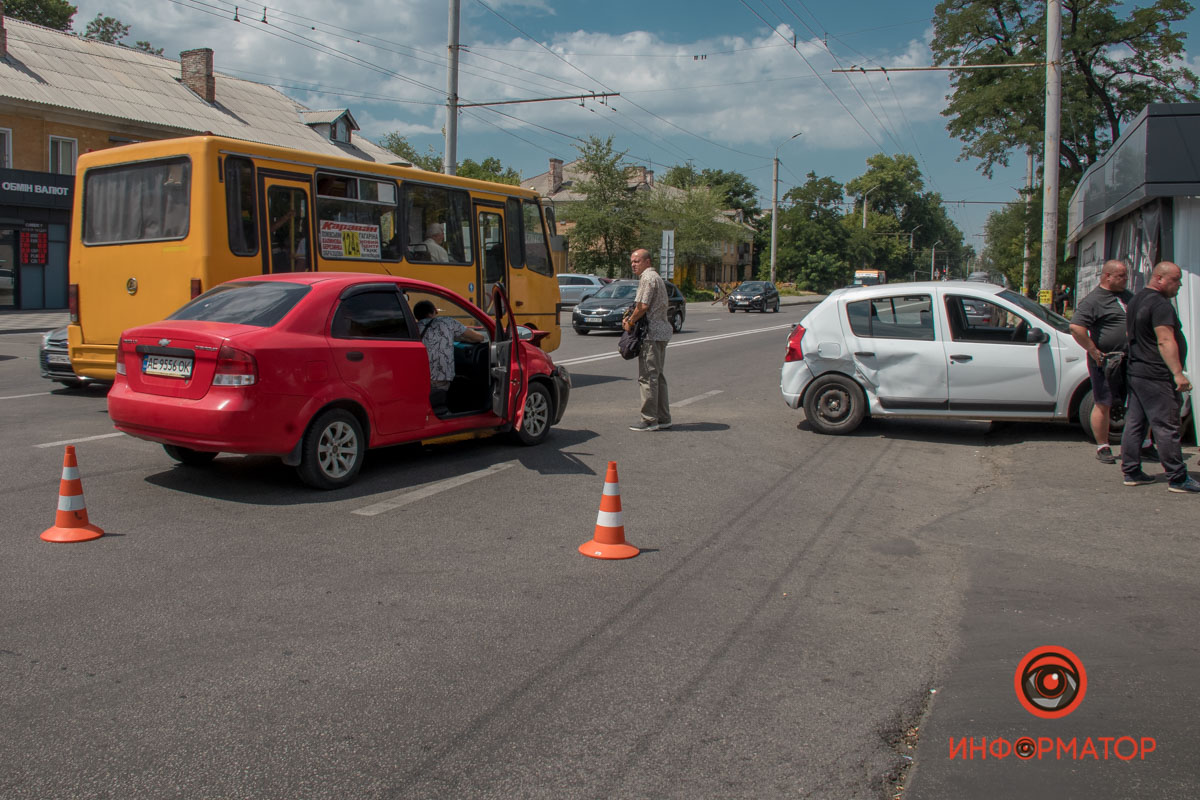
[571,279,686,334]
[727,280,780,313]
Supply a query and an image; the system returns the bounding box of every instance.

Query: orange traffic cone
[41,445,104,543]
[579,461,639,560]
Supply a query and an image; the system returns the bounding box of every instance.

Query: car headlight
[42,331,53,347]
[753,295,763,301]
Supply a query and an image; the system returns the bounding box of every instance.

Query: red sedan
[108,274,570,489]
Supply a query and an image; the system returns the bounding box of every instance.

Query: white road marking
[35,432,125,448]
[352,461,517,517]
[674,389,723,407]
[0,392,51,401]
[556,324,792,367]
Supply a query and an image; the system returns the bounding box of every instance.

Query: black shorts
[1087,358,1114,407]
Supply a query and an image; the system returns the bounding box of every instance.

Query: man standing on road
[623,248,672,431]
[1069,259,1142,464]
[1121,262,1199,492]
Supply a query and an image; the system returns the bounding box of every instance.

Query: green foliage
[83,14,128,43]
[795,251,851,292]
[134,40,164,56]
[981,185,1073,290]
[559,135,644,278]
[662,164,761,220]
[377,133,520,184]
[638,184,750,275]
[931,0,1198,183]
[379,133,442,171]
[4,0,76,30]
[457,157,521,185]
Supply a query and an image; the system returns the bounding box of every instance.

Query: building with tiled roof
[0,11,400,310]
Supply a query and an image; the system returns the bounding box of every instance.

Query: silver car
[556,274,610,306]
[40,327,103,389]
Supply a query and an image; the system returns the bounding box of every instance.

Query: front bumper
[571,310,625,331]
[729,297,765,310]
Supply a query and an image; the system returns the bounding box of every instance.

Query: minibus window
[224,157,257,256]
[315,171,400,262]
[522,200,551,275]
[83,157,191,244]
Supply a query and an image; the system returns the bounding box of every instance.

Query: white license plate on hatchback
[142,354,193,379]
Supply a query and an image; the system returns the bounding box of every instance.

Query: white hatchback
[781,282,1096,435]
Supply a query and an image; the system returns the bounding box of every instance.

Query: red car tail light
[69,283,79,324]
[213,344,257,386]
[784,324,806,363]
[115,338,127,376]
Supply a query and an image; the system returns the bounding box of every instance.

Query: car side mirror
[1026,327,1049,344]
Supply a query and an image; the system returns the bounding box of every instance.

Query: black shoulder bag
[618,314,648,360]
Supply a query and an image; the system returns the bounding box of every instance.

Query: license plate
[47,352,71,365]
[142,354,193,379]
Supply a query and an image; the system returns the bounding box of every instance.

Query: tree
[378,134,520,183]
[931,0,1198,184]
[560,135,644,277]
[772,172,850,289]
[379,133,442,171]
[457,157,520,186]
[638,185,750,289]
[662,164,761,220]
[81,13,163,54]
[4,0,76,30]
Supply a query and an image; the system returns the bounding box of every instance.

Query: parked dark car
[571,279,686,334]
[40,327,104,389]
[728,280,780,313]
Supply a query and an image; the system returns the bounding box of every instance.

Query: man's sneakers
[1096,446,1117,464]
[657,421,673,430]
[1123,471,1156,486]
[629,421,659,432]
[1168,476,1200,493]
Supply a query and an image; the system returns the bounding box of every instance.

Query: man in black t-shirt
[1069,259,1134,463]
[1120,262,1197,493]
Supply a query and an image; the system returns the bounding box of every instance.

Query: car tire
[162,444,218,466]
[297,408,364,489]
[574,327,588,335]
[803,374,866,435]
[728,306,736,314]
[670,308,684,333]
[772,299,780,312]
[1077,388,1124,445]
[513,383,553,446]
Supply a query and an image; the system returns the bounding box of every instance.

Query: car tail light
[213,344,257,386]
[115,338,127,376]
[784,324,806,363]
[69,283,79,324]
[190,279,203,299]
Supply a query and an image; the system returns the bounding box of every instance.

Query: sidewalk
[0,310,69,334]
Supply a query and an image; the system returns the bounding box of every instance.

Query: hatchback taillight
[213,345,257,386]
[784,324,806,363]
[115,338,127,376]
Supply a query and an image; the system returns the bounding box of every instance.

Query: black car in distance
[727,280,780,312]
[571,279,686,334]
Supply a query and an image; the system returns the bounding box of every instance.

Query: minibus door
[474,205,507,313]
[260,176,313,273]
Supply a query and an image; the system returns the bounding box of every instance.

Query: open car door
[490,285,526,427]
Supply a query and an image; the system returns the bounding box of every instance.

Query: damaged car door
[841,292,948,411]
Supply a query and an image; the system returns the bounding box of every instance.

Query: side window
[505,198,523,270]
[224,157,257,256]
[945,296,1028,343]
[267,186,311,273]
[315,172,400,262]
[522,200,552,275]
[404,288,484,331]
[403,184,472,264]
[846,295,935,341]
[330,290,411,339]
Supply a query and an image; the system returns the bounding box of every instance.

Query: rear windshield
[168,282,310,327]
[83,157,191,244]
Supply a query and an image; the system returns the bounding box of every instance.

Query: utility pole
[444,0,461,176]
[770,132,802,285]
[1038,0,1062,305]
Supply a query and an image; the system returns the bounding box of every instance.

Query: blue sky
[68,0,1199,245]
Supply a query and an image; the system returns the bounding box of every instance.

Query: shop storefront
[0,168,73,310]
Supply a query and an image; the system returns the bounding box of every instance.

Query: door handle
[346,351,364,362]
[854,351,875,358]
[950,354,973,363]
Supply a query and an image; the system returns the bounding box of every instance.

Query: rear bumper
[108,382,307,455]
[780,360,813,409]
[68,327,118,381]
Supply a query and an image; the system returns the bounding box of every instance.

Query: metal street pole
[931,240,942,280]
[1023,150,1034,295]
[444,0,461,175]
[770,132,802,285]
[1038,0,1062,305]
[908,224,923,250]
[861,185,879,230]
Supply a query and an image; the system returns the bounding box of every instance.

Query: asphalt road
[1,299,1198,799]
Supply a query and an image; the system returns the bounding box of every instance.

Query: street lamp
[861,185,880,229]
[770,132,803,285]
[930,240,943,280]
[908,224,923,251]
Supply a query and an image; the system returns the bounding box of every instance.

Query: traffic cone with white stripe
[579,461,639,560]
[41,445,104,543]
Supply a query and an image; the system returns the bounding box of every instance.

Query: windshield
[1000,289,1070,332]
[591,282,638,300]
[169,281,311,327]
[736,282,766,292]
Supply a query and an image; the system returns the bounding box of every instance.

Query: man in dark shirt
[1069,259,1134,463]
[1120,262,1197,492]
